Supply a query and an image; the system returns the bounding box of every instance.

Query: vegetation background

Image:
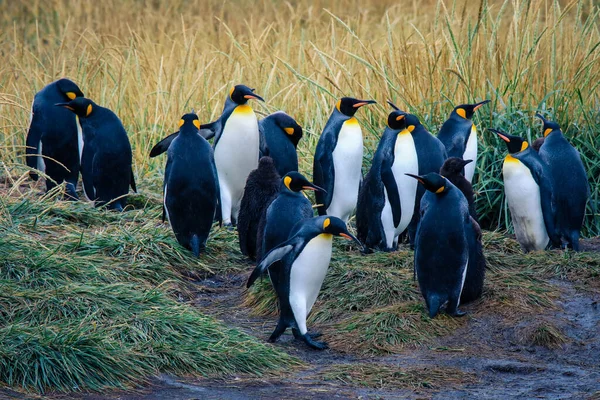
[0,0,599,396]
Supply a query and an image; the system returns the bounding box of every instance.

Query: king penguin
[26,78,84,199]
[356,109,419,252]
[490,128,560,252]
[149,84,264,225]
[313,97,376,222]
[440,158,477,221]
[247,215,362,350]
[162,113,220,257]
[437,100,490,183]
[56,97,136,211]
[259,111,303,176]
[535,114,589,251]
[238,156,281,261]
[406,172,471,318]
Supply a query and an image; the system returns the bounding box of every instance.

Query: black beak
[535,113,547,123]
[244,93,265,102]
[353,99,377,108]
[488,128,511,143]
[339,230,363,249]
[472,99,491,111]
[387,100,401,111]
[302,183,326,193]
[462,159,474,166]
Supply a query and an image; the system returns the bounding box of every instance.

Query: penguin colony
[25,78,590,350]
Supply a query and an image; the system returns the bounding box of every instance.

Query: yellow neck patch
[399,128,410,136]
[66,92,76,100]
[344,117,358,126]
[284,127,294,135]
[319,233,333,239]
[505,154,519,163]
[284,176,292,189]
[521,141,529,151]
[456,108,467,119]
[323,217,331,229]
[234,104,253,115]
[435,186,445,194]
[193,120,201,129]
[86,104,93,117]
[543,128,553,137]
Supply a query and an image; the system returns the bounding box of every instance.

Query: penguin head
[387,111,407,130]
[178,113,201,133]
[282,172,325,193]
[535,113,561,137]
[440,157,473,176]
[386,101,421,132]
[272,111,303,147]
[489,128,529,153]
[319,216,362,246]
[336,97,376,117]
[451,100,490,120]
[55,97,96,118]
[229,85,264,105]
[56,78,84,101]
[405,172,449,195]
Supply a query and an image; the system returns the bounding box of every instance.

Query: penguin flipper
[130,168,137,193]
[381,161,402,228]
[258,121,269,158]
[81,145,96,200]
[247,244,294,288]
[25,106,43,180]
[149,132,178,157]
[532,162,560,247]
[313,153,334,215]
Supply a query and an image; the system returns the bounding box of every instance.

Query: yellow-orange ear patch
[335,99,342,112]
[284,176,292,189]
[407,125,415,132]
[323,218,331,229]
[543,128,552,137]
[178,119,185,128]
[435,186,445,194]
[521,141,529,151]
[456,108,466,119]
[229,87,235,99]
[86,104,92,116]
[66,92,76,100]
[193,120,201,129]
[284,127,294,135]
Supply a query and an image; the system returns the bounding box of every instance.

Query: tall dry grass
[0,0,598,232]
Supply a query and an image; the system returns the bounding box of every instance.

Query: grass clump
[317,363,477,390]
[517,322,569,350]
[0,194,297,394]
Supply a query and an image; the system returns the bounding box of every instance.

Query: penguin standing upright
[440,157,486,303]
[535,114,589,251]
[356,109,419,252]
[247,216,362,350]
[313,97,376,222]
[161,113,220,256]
[437,100,490,183]
[258,172,324,261]
[26,78,84,199]
[56,97,136,211]
[490,128,560,252]
[238,157,281,261]
[259,111,303,176]
[149,84,263,225]
[407,173,471,318]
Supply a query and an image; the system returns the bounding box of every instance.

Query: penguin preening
[490,128,560,252]
[259,111,303,177]
[356,109,419,252]
[313,97,376,222]
[440,157,485,304]
[26,78,84,199]
[161,113,220,257]
[247,215,362,350]
[56,97,136,211]
[407,172,471,318]
[535,114,589,251]
[238,157,281,261]
[149,84,264,225]
[437,100,490,183]
[258,171,324,262]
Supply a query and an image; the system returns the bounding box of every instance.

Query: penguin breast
[391,131,419,235]
[463,124,477,182]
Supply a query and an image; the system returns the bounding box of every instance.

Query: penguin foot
[308,331,323,339]
[447,309,467,317]
[301,334,329,350]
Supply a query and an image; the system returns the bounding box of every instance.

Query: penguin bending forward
[356,109,419,252]
[437,100,490,183]
[247,216,362,350]
[56,97,136,211]
[440,157,486,303]
[238,157,281,261]
[259,112,303,177]
[407,173,472,318]
[162,113,220,256]
[313,97,376,222]
[26,78,84,199]
[536,114,589,251]
[149,84,263,225]
[490,128,560,252]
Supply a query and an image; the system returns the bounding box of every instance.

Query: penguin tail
[190,234,200,258]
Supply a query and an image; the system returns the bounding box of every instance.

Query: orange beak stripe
[340,233,352,240]
[302,186,317,191]
[353,102,368,108]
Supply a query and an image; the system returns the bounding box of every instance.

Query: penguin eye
[323,218,331,229]
[456,108,466,118]
[284,127,294,135]
[86,104,93,116]
[178,119,185,128]
[193,120,201,129]
[66,92,76,100]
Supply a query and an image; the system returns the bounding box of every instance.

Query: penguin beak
[488,128,511,143]
[405,173,425,185]
[55,103,74,111]
[353,100,377,108]
[386,100,401,111]
[339,231,363,249]
[302,183,326,193]
[535,113,547,123]
[462,159,473,166]
[244,93,264,102]
[473,99,490,111]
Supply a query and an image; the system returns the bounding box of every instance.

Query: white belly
[391,132,419,236]
[37,140,45,172]
[463,124,477,183]
[76,116,84,163]
[503,159,549,251]
[289,234,333,335]
[380,190,396,249]
[163,184,171,224]
[328,120,363,222]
